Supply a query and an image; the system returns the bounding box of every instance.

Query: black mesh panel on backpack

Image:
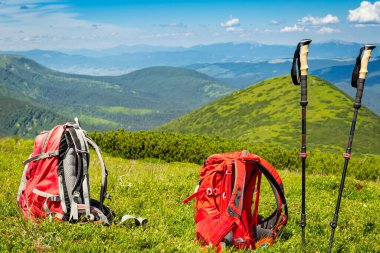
[58,132,72,220]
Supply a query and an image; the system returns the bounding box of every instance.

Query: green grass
[1,137,379,252]
[78,114,120,127]
[98,106,158,115]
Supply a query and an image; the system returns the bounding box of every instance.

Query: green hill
[158,75,380,155]
[0,96,66,137]
[0,55,233,136]
[101,66,233,110]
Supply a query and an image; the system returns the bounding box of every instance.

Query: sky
[0,0,379,50]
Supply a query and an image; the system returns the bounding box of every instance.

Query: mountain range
[158,75,380,155]
[2,41,378,76]
[0,55,232,137]
[2,41,378,114]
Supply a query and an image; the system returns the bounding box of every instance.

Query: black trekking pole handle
[292,39,311,106]
[291,40,312,80]
[291,38,311,251]
[327,44,376,253]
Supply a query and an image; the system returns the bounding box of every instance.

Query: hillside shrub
[89,130,380,180]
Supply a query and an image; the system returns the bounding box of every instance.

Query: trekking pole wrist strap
[291,39,312,86]
[351,45,375,108]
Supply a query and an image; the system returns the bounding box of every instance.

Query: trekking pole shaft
[328,44,374,253]
[298,40,310,250]
[301,156,306,245]
[300,104,307,248]
[328,157,350,253]
[328,109,357,253]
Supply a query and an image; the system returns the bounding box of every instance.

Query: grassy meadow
[0,137,379,252]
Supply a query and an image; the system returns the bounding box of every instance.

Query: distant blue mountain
[1,41,378,76]
[188,59,354,88]
[313,59,380,114]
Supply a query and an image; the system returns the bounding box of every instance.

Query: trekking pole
[327,44,376,253]
[291,39,312,249]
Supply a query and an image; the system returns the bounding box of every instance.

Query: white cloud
[221,16,242,32]
[271,20,279,25]
[354,23,380,27]
[143,32,194,39]
[254,28,274,33]
[0,1,142,50]
[280,24,308,33]
[316,26,340,34]
[285,14,340,34]
[226,27,242,32]
[299,14,340,25]
[157,22,187,28]
[348,1,380,23]
[221,16,240,27]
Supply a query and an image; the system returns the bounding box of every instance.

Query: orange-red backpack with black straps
[184,150,288,251]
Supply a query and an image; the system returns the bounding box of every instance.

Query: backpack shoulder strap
[253,159,288,237]
[64,123,92,221]
[85,137,110,211]
[73,123,92,221]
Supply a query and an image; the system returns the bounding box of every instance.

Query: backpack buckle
[206,188,220,196]
[73,191,80,200]
[76,149,89,154]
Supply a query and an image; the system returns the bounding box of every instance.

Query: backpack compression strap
[227,159,246,217]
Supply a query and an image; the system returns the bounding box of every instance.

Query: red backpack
[184,150,287,251]
[17,118,146,226]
